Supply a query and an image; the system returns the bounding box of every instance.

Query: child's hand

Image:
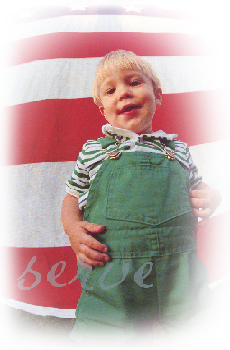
[61,194,110,267]
[189,182,222,227]
[68,221,110,267]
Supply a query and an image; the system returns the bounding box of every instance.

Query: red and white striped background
[1,4,229,318]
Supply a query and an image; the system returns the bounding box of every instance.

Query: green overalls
[72,137,209,339]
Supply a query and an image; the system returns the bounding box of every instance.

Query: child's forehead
[100,68,146,85]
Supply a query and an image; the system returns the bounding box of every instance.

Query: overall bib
[72,138,209,338]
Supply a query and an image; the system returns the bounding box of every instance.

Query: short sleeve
[65,139,106,209]
[174,140,202,189]
[187,150,202,189]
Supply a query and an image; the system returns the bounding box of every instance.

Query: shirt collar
[102,124,178,142]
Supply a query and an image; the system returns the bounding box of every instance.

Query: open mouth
[119,105,141,114]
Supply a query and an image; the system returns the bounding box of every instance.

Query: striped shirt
[66,124,202,210]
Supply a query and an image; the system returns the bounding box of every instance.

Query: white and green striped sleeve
[174,140,202,189]
[187,148,202,189]
[65,139,106,209]
[181,143,202,189]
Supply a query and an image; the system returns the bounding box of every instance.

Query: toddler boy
[62,50,221,342]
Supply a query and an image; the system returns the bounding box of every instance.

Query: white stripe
[1,140,229,248]
[209,274,230,290]
[2,56,224,107]
[3,15,206,42]
[1,161,75,247]
[1,298,75,318]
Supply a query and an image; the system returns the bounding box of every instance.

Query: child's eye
[130,80,141,86]
[106,88,115,95]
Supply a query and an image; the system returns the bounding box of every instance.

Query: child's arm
[61,193,110,266]
[189,181,222,227]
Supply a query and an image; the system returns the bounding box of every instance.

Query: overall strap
[161,139,175,150]
[97,136,117,149]
[97,137,122,160]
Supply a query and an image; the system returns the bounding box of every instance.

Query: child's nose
[118,85,133,100]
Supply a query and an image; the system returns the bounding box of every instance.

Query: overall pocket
[106,161,192,227]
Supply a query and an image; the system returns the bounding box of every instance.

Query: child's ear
[99,106,105,116]
[154,88,162,106]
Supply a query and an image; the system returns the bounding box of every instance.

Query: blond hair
[92,50,161,106]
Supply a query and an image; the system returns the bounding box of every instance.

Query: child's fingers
[189,196,209,210]
[192,207,211,218]
[78,253,104,267]
[77,250,109,267]
[189,188,222,212]
[79,244,110,263]
[68,221,108,259]
[81,221,105,234]
[189,189,207,198]
[196,218,209,227]
[191,206,211,227]
[79,221,108,253]
[80,232,108,253]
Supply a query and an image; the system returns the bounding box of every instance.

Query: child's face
[99,68,161,135]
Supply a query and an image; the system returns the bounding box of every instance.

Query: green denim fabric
[72,141,209,339]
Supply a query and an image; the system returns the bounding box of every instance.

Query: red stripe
[5,90,228,166]
[2,211,230,309]
[6,32,214,66]
[3,246,81,309]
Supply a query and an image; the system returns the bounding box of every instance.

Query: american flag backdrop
[1,4,230,319]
